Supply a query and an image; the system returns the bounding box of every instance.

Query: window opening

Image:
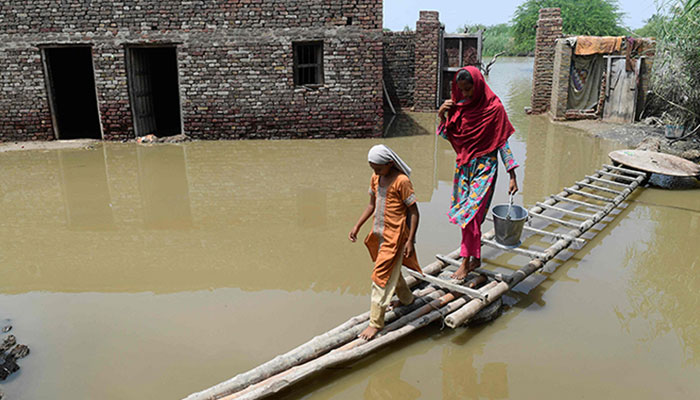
[293,41,323,86]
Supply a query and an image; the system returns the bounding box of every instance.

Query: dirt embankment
[553,119,700,163]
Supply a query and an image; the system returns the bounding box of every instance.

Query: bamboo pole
[402,267,487,300]
[444,281,509,328]
[184,250,460,400]
[435,255,505,281]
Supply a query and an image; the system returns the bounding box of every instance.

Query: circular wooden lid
[609,150,700,177]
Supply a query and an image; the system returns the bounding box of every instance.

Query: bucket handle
[506,193,514,220]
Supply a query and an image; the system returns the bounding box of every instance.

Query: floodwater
[1,57,698,399]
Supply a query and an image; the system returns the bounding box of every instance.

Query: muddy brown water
[1,58,698,399]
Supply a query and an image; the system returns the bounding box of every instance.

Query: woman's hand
[348,226,359,242]
[438,100,454,121]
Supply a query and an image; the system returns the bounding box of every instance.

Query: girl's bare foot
[387,299,401,311]
[358,325,380,340]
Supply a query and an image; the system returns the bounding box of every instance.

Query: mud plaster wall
[0,0,383,142]
[550,39,572,119]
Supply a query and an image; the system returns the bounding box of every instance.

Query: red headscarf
[443,66,515,167]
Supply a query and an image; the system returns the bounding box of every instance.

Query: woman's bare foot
[358,325,380,340]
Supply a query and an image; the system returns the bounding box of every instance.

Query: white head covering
[367,144,412,177]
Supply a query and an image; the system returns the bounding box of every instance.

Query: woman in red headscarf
[437,66,519,280]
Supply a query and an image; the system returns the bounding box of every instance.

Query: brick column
[530,8,562,114]
[413,11,440,112]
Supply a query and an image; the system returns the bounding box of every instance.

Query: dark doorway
[126,47,182,137]
[42,47,102,140]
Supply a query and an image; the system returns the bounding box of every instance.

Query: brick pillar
[413,11,440,112]
[530,8,562,114]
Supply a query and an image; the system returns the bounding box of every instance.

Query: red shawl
[443,66,515,167]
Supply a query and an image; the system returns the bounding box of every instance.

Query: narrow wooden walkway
[184,164,648,400]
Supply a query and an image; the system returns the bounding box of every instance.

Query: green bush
[511,0,625,54]
[644,1,700,126]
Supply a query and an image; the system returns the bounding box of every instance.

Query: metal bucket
[492,203,528,247]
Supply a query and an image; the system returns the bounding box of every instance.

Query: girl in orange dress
[349,145,422,340]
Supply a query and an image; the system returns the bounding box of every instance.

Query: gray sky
[383,0,659,32]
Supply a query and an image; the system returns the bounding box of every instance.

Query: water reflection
[58,148,115,230]
[297,187,328,228]
[363,359,421,400]
[614,193,700,365]
[442,344,509,399]
[136,145,193,229]
[521,115,623,207]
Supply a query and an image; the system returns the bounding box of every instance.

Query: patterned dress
[438,126,519,228]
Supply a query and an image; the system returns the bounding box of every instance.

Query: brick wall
[413,11,440,112]
[549,38,572,119]
[0,0,383,142]
[530,7,562,114]
[382,31,415,110]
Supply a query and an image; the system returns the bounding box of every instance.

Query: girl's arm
[349,193,376,242]
[404,203,419,258]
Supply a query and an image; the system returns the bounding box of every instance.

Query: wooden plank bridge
[184,164,649,400]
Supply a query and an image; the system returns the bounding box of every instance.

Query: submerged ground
[1,58,698,399]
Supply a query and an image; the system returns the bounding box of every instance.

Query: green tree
[456,23,517,57]
[511,0,625,54]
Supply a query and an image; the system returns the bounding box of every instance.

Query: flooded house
[0,2,480,142]
[528,8,656,123]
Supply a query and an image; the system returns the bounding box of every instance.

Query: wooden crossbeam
[550,195,607,211]
[595,170,637,182]
[485,216,586,247]
[575,181,625,195]
[530,211,582,228]
[401,267,487,300]
[564,187,616,202]
[585,175,632,188]
[434,255,505,281]
[603,164,648,176]
[535,202,594,219]
[481,237,546,259]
